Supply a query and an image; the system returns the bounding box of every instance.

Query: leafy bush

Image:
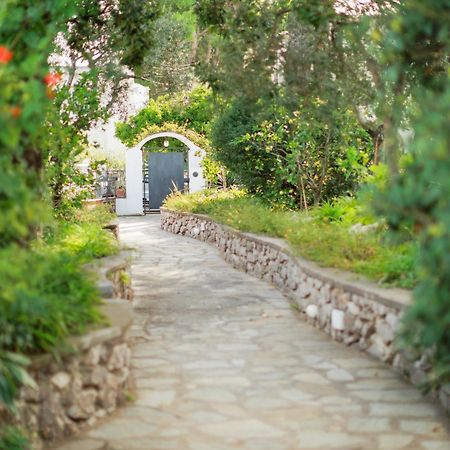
[0,205,117,428]
[211,98,373,209]
[0,245,102,354]
[372,0,450,389]
[50,222,118,264]
[115,86,214,146]
[312,199,354,224]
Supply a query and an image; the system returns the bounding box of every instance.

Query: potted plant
[115,185,126,198]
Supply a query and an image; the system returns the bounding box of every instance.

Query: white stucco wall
[116,146,143,216]
[88,80,149,162]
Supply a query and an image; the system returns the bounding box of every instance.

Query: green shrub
[312,199,353,223]
[0,351,35,413]
[371,0,450,389]
[0,245,102,353]
[43,204,118,263]
[211,98,373,209]
[115,86,214,146]
[0,427,30,450]
[54,223,118,263]
[0,205,117,420]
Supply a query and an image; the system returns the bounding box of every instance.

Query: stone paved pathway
[56,215,450,450]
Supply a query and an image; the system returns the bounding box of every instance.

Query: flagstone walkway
[56,215,450,450]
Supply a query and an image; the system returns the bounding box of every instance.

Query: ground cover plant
[164,187,417,289]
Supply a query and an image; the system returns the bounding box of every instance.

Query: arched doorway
[116,131,206,216]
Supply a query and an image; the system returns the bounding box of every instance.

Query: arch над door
[148,152,184,210]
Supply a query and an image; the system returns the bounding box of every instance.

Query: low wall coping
[84,250,132,299]
[161,208,412,311]
[29,299,133,369]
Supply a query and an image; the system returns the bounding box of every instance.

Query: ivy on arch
[118,122,222,185]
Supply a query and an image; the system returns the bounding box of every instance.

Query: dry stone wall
[160,208,450,414]
[4,252,134,450]
[16,304,132,449]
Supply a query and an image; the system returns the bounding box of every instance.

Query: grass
[165,189,417,289]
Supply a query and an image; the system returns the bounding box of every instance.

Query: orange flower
[10,105,21,118]
[0,46,13,64]
[44,72,62,87]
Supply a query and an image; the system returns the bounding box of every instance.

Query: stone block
[368,335,392,362]
[51,372,71,391]
[107,344,131,371]
[86,366,108,387]
[347,301,361,316]
[98,387,117,411]
[85,345,105,366]
[375,318,395,344]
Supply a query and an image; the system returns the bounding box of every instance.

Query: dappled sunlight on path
[54,215,450,450]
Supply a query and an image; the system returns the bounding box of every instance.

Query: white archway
[116,131,206,216]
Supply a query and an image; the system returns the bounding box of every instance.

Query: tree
[43,70,109,211]
[372,0,450,389]
[49,0,161,211]
[138,4,197,98]
[194,1,379,206]
[0,0,77,246]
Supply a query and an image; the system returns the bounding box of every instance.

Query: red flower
[10,106,21,119]
[44,72,62,87]
[0,46,13,64]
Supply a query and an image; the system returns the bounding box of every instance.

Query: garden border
[160,208,450,415]
[8,249,135,449]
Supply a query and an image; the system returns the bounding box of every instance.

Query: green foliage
[211,97,372,208]
[0,0,74,247]
[51,222,118,264]
[0,351,35,413]
[372,0,450,389]
[0,245,103,355]
[0,427,30,450]
[115,87,223,185]
[0,0,161,247]
[140,12,196,97]
[43,63,114,213]
[0,206,116,426]
[66,0,159,75]
[116,86,214,146]
[165,190,416,289]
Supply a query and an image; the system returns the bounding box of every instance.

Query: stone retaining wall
[4,251,135,449]
[17,302,132,450]
[160,208,450,414]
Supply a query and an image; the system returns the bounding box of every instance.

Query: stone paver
[53,215,450,450]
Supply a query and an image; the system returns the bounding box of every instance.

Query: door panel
[148,152,184,210]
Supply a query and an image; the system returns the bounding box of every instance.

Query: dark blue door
[148,152,184,210]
